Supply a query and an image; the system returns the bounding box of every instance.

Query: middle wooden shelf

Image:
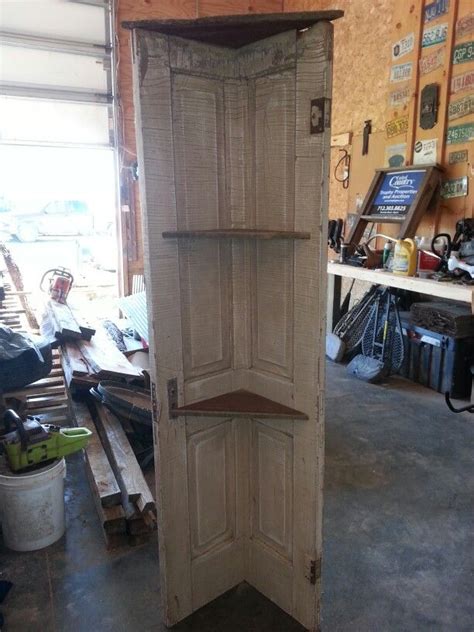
[171,389,308,420]
[162,229,311,240]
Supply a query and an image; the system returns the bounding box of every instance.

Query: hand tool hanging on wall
[327,218,344,252]
[362,119,372,155]
[334,149,351,189]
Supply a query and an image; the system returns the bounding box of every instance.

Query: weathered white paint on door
[131,21,333,631]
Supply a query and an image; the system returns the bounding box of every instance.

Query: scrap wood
[0,244,38,330]
[47,299,83,340]
[68,303,96,340]
[77,326,143,380]
[71,399,122,508]
[92,401,155,513]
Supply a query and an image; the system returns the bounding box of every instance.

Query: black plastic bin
[399,316,474,400]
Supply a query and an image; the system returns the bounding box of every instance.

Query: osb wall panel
[286,0,395,220]
[117,0,285,288]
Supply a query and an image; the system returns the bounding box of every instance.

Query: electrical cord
[334,149,350,189]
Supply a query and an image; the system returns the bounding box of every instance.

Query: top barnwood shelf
[171,389,308,420]
[162,229,311,240]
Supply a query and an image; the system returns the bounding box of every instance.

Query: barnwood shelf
[162,229,311,240]
[172,389,308,419]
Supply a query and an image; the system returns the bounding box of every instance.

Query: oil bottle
[393,238,417,276]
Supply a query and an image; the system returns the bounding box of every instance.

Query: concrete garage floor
[1,362,473,631]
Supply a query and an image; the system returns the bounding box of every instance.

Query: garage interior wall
[117,0,473,289]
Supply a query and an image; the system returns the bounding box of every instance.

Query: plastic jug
[393,238,417,276]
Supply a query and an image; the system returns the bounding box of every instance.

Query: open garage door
[0,0,120,292]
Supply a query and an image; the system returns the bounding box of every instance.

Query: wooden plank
[71,399,122,508]
[327,261,474,310]
[68,303,96,340]
[122,11,344,47]
[48,299,83,340]
[162,229,311,239]
[78,327,143,380]
[330,132,352,147]
[93,402,155,512]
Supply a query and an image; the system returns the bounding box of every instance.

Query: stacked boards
[72,399,156,548]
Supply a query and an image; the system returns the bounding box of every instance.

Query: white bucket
[0,458,66,551]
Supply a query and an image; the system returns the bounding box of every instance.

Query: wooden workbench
[327,261,474,331]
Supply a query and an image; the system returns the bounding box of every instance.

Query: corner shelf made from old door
[126,11,339,632]
[171,389,308,420]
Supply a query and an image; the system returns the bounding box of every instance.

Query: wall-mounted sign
[453,40,474,65]
[448,94,474,121]
[413,139,438,165]
[372,169,426,218]
[390,62,413,83]
[386,116,409,138]
[446,122,474,145]
[441,176,468,199]
[420,83,439,129]
[389,84,411,107]
[451,70,474,94]
[425,0,449,22]
[392,33,415,60]
[456,13,474,39]
[448,149,468,164]
[422,23,448,47]
[419,47,445,75]
[385,143,407,168]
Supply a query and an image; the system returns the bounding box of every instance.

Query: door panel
[179,239,232,380]
[133,21,333,631]
[172,74,227,230]
[251,240,294,379]
[254,71,295,230]
[188,420,236,557]
[251,421,293,559]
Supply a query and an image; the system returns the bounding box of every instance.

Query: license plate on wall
[446,122,474,144]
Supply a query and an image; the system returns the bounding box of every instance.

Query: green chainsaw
[0,409,92,472]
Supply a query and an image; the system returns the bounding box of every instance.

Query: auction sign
[371,169,426,218]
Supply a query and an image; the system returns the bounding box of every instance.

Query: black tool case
[399,314,474,400]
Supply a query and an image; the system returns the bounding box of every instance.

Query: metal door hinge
[311,98,331,134]
[305,556,322,585]
[167,378,178,418]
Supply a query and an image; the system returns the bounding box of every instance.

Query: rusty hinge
[305,556,322,585]
[310,98,331,134]
[167,378,178,418]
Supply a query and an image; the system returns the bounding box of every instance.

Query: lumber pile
[61,323,144,388]
[45,298,96,342]
[72,398,156,549]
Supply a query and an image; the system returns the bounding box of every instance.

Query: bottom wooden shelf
[172,389,308,420]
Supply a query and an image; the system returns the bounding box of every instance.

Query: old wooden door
[130,13,334,631]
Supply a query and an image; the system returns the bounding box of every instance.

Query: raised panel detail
[188,421,236,558]
[179,239,231,378]
[251,421,293,560]
[252,240,293,378]
[254,71,295,230]
[172,74,227,230]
